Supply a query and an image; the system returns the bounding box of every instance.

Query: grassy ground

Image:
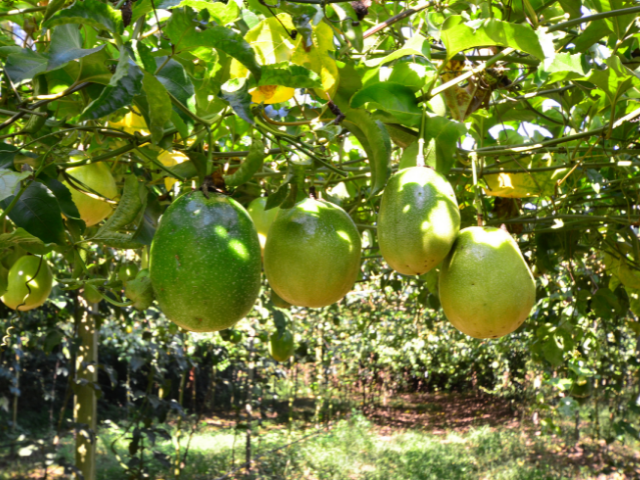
[2,395,639,480]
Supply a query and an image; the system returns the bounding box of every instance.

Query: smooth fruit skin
[264,198,361,308]
[2,256,53,311]
[269,330,295,362]
[378,167,460,276]
[438,227,536,339]
[247,197,280,250]
[149,192,261,332]
[64,162,118,226]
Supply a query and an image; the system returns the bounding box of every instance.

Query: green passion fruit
[2,255,53,311]
[438,227,536,339]
[378,166,460,276]
[264,198,361,308]
[149,192,262,332]
[269,330,295,362]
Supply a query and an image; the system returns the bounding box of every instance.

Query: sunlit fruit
[378,167,460,276]
[247,197,280,250]
[149,192,261,332]
[269,329,295,362]
[63,162,118,226]
[2,255,53,311]
[438,227,536,339]
[264,198,361,308]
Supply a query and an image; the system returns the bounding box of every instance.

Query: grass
[2,411,639,480]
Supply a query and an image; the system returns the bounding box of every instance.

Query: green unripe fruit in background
[264,198,361,308]
[63,162,118,227]
[124,269,154,311]
[270,288,291,309]
[2,256,53,311]
[149,192,262,332]
[0,265,8,297]
[83,284,103,304]
[378,167,460,276]
[269,330,295,362]
[247,197,280,251]
[219,328,243,344]
[438,227,536,339]
[118,262,139,283]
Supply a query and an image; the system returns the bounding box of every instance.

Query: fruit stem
[471,154,484,226]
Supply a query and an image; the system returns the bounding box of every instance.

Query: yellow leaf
[250,85,295,104]
[109,110,149,135]
[483,156,566,198]
[230,14,339,101]
[158,150,189,190]
[230,14,298,79]
[291,21,339,99]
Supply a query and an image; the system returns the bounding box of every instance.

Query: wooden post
[74,297,97,480]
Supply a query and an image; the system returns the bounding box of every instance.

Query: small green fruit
[378,167,460,276]
[83,284,103,304]
[270,288,291,309]
[264,198,361,308]
[149,192,261,332]
[124,269,154,310]
[439,227,536,339]
[269,330,295,362]
[2,256,53,311]
[118,262,139,282]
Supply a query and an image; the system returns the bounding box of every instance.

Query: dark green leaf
[0,228,55,255]
[351,83,422,127]
[220,80,254,125]
[441,16,544,60]
[265,182,290,210]
[47,24,105,72]
[257,64,322,89]
[81,54,143,120]
[142,72,172,145]
[0,143,19,169]
[166,8,261,80]
[44,0,123,35]
[39,175,86,234]
[134,41,156,74]
[4,50,48,86]
[0,181,65,245]
[0,169,29,203]
[155,58,195,125]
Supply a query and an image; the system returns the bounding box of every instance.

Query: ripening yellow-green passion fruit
[378,167,460,276]
[2,255,53,311]
[64,162,118,226]
[264,198,361,308]
[149,192,261,332]
[269,329,295,362]
[438,227,536,339]
[247,197,280,250]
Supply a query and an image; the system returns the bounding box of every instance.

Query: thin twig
[363,1,434,39]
